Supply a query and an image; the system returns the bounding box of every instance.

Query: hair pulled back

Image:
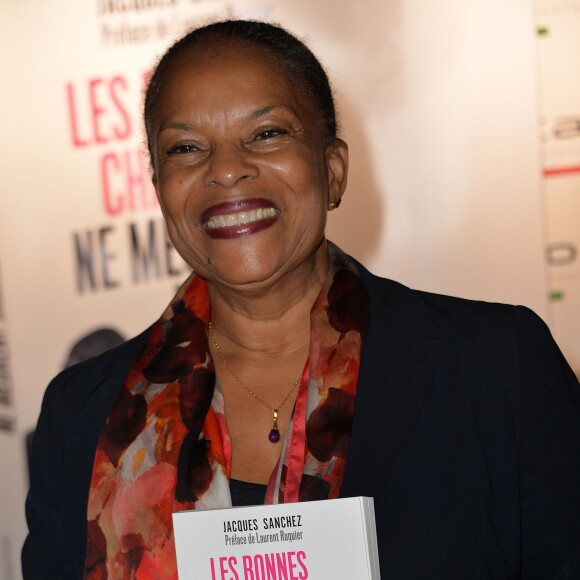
[144,19,337,159]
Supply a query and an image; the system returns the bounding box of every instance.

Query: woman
[23,20,580,579]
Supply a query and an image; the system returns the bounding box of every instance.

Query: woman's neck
[207,241,329,356]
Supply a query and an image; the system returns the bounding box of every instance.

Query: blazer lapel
[342,332,437,497]
[341,268,440,498]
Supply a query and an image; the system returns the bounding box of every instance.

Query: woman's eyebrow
[247,104,296,120]
[248,105,278,119]
[159,121,195,133]
[158,105,297,134]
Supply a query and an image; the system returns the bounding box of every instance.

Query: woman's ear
[325,138,349,209]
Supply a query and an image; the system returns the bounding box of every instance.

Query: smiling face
[150,42,348,294]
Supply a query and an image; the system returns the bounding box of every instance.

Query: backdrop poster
[0,0,566,576]
[0,259,17,579]
[536,0,580,373]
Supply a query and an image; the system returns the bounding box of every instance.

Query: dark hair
[144,19,337,159]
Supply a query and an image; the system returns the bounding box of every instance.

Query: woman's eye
[166,143,199,154]
[254,128,287,141]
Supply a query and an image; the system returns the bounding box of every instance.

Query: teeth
[205,207,279,229]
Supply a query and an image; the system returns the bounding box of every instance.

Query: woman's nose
[203,144,259,188]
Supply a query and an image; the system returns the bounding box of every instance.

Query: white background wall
[1,0,578,576]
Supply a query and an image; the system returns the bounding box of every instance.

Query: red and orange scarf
[84,243,369,579]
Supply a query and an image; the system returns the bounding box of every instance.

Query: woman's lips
[201,199,281,239]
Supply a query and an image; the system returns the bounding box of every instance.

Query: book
[173,496,380,579]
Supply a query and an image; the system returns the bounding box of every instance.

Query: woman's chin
[203,251,303,295]
[182,229,328,294]
[207,251,327,301]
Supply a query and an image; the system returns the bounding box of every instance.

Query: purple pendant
[268,428,280,443]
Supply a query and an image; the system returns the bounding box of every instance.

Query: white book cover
[173,496,380,579]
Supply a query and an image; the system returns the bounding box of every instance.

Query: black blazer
[23,265,580,579]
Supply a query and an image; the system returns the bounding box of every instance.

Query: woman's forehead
[170,40,282,79]
[159,44,304,110]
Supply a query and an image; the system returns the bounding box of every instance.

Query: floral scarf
[84,243,369,579]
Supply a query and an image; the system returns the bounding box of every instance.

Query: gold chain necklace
[208,321,301,443]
